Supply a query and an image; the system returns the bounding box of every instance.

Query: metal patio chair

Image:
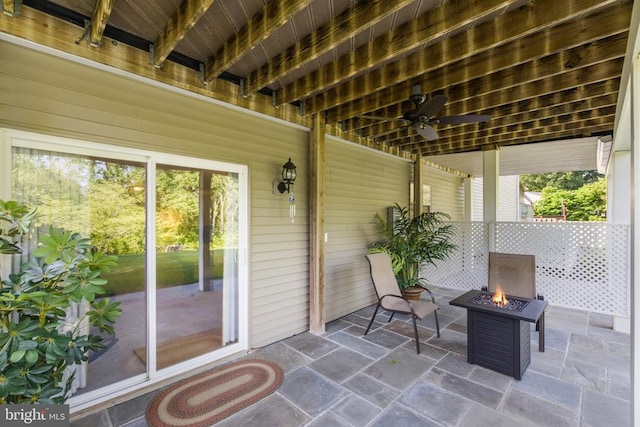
[485,251,546,352]
[364,252,440,354]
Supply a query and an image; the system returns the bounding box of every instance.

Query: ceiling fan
[360,85,491,141]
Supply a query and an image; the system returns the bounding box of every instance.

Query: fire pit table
[449,289,547,380]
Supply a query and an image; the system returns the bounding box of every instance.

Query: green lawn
[102,250,225,296]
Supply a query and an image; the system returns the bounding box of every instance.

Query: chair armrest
[416,283,437,304]
[380,294,415,311]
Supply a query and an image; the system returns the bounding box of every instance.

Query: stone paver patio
[71,286,631,427]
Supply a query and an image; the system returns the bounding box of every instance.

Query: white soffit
[423,137,599,177]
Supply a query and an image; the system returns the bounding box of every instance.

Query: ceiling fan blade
[413,124,439,141]
[435,114,492,125]
[416,94,448,118]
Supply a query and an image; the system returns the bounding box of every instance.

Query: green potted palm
[369,203,457,300]
[0,199,122,404]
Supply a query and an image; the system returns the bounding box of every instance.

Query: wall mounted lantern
[277,158,297,194]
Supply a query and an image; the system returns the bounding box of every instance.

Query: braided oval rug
[146,359,284,427]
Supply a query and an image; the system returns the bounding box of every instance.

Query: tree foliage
[12,151,237,256]
[533,179,607,221]
[522,170,607,222]
[520,170,603,191]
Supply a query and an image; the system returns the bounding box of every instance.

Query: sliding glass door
[11,147,149,393]
[153,165,239,369]
[4,130,247,406]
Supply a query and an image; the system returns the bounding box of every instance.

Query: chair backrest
[487,252,536,299]
[365,253,402,299]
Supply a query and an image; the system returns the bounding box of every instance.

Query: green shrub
[0,200,121,404]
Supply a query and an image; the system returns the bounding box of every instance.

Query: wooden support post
[199,171,212,291]
[413,153,422,217]
[309,113,325,334]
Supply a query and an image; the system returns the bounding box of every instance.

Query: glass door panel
[154,165,239,369]
[11,147,147,394]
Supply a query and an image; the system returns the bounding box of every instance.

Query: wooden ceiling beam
[276,0,512,106]
[380,92,618,147]
[414,125,614,156]
[394,105,617,147]
[88,0,115,47]
[363,40,624,137]
[243,0,415,95]
[153,0,217,67]
[204,0,312,81]
[367,73,621,148]
[378,93,617,143]
[340,55,624,138]
[325,1,631,121]
[332,39,625,128]
[443,58,623,116]
[417,119,614,156]
[381,60,622,146]
[347,28,627,133]
[2,1,631,156]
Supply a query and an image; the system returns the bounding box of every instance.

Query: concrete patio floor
[71,286,631,426]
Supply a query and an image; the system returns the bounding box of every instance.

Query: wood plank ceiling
[0,0,633,157]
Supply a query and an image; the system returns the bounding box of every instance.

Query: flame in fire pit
[492,286,508,306]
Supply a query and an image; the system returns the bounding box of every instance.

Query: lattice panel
[423,222,487,290]
[424,222,630,317]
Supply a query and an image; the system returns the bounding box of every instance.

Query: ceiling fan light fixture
[358,88,491,143]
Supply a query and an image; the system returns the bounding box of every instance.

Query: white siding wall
[422,168,465,219]
[471,175,520,221]
[0,40,312,348]
[324,139,410,321]
[471,177,484,221]
[499,175,520,222]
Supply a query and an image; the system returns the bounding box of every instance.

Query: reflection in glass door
[11,147,148,394]
[6,130,247,408]
[154,165,239,369]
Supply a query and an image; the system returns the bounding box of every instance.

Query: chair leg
[434,310,440,338]
[538,311,545,352]
[387,312,394,323]
[411,315,421,354]
[365,304,380,336]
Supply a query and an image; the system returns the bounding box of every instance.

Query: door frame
[1,128,250,411]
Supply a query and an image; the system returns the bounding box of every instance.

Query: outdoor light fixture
[277,158,297,194]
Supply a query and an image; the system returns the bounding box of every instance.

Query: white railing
[423,221,630,317]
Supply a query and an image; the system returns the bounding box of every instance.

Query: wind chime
[288,192,296,223]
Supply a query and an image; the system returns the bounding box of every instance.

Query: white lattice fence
[424,222,487,290]
[423,221,630,317]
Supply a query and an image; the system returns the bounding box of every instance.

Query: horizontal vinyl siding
[473,178,484,221]
[499,175,520,222]
[423,168,464,219]
[471,176,521,222]
[324,139,410,322]
[0,40,309,349]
